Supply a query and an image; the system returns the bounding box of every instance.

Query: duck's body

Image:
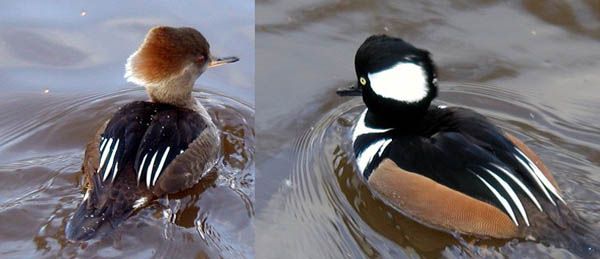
[66,26,238,241]
[352,106,565,238]
[338,35,598,256]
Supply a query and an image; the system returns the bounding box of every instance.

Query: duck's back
[67,101,219,240]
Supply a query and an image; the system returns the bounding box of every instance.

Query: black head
[339,35,438,122]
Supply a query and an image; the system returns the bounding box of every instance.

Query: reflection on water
[0,89,254,258]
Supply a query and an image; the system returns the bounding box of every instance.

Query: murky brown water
[0,1,254,258]
[256,0,600,258]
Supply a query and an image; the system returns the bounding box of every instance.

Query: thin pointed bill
[336,83,362,96]
[208,56,239,68]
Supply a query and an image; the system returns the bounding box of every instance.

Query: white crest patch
[368,62,429,103]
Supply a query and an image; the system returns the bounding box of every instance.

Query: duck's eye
[359,77,367,86]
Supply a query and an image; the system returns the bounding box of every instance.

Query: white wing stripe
[146,151,158,187]
[491,163,543,211]
[514,148,565,204]
[111,161,119,182]
[474,173,519,226]
[103,138,119,181]
[483,168,530,226]
[98,138,113,171]
[152,146,171,186]
[514,153,555,205]
[99,138,107,152]
[138,153,148,183]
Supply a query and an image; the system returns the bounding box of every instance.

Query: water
[256,0,600,258]
[0,90,254,258]
[0,1,254,257]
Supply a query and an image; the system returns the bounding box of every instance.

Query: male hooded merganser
[65,26,238,241]
[337,35,598,251]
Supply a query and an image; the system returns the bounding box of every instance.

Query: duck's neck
[147,85,197,110]
[147,84,213,127]
[364,109,421,129]
[144,67,201,109]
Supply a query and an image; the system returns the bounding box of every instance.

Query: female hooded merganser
[65,26,238,241]
[337,35,598,254]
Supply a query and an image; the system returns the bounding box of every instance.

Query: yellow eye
[359,77,367,86]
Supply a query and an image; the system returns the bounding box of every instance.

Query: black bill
[208,56,240,68]
[336,83,362,96]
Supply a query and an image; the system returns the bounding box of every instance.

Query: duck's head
[125,26,238,104]
[338,35,438,121]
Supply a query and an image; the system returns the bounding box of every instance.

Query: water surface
[256,1,600,258]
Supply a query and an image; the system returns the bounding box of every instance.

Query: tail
[65,172,148,241]
[554,220,600,258]
[536,209,600,258]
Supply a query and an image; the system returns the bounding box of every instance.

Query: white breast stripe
[514,148,565,204]
[356,138,390,174]
[98,138,113,172]
[146,151,158,187]
[99,138,107,152]
[352,109,393,142]
[483,168,529,226]
[474,173,519,226]
[103,138,119,181]
[491,163,543,211]
[368,62,429,103]
[152,146,171,186]
[377,139,392,157]
[514,152,555,205]
[138,153,148,183]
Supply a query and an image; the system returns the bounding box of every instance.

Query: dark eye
[195,55,206,64]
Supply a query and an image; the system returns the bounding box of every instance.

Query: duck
[337,35,598,256]
[65,26,239,241]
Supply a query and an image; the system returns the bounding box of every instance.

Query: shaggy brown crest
[127,26,210,84]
